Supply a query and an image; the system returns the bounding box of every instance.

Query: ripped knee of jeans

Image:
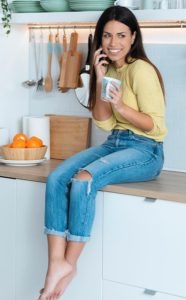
[73,170,92,195]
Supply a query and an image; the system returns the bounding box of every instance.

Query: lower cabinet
[15,180,103,300]
[103,192,186,298]
[15,179,47,300]
[103,281,183,300]
[1,176,186,300]
[0,177,16,300]
[0,177,103,300]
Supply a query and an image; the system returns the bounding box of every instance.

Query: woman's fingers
[93,48,107,66]
[109,84,122,108]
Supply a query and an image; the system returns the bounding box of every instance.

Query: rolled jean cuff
[67,233,90,242]
[44,227,67,238]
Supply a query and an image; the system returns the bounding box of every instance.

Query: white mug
[101,77,121,102]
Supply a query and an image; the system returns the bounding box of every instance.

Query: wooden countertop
[0,159,186,203]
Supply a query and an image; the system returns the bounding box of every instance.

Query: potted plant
[0,0,11,34]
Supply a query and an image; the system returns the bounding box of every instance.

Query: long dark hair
[88,6,164,110]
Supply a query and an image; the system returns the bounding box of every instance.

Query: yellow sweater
[94,59,167,142]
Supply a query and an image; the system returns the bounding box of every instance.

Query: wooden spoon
[58,33,69,93]
[44,32,53,92]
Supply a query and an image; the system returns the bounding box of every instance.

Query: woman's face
[102,20,136,68]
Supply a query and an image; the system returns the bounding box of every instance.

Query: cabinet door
[103,280,183,300]
[15,179,47,300]
[15,180,103,300]
[62,191,103,300]
[103,192,186,298]
[0,177,16,300]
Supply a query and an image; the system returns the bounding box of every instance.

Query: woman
[39,6,167,300]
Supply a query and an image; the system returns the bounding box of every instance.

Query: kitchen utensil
[59,31,82,89]
[22,80,37,88]
[75,33,93,108]
[80,33,92,77]
[55,32,68,93]
[22,31,37,88]
[49,115,91,159]
[44,32,53,92]
[37,30,45,91]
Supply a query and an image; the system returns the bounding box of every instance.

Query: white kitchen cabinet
[15,179,47,300]
[0,177,16,300]
[61,191,103,300]
[103,192,186,298]
[14,179,103,300]
[103,280,184,300]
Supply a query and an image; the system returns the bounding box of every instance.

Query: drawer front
[103,280,183,300]
[103,192,186,297]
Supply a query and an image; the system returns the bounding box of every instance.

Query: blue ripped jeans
[45,130,164,242]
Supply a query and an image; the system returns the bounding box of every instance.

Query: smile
[108,49,121,54]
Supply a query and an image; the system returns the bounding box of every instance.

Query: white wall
[0,24,29,139]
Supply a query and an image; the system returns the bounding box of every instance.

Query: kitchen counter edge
[0,159,186,203]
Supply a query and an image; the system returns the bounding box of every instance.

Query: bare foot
[53,267,77,299]
[39,259,73,299]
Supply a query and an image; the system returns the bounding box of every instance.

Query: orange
[26,136,43,148]
[12,139,26,148]
[5,144,12,148]
[13,133,28,143]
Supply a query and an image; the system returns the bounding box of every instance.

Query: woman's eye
[118,34,126,38]
[103,33,111,38]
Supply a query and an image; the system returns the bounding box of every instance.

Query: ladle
[22,32,37,88]
[22,80,37,88]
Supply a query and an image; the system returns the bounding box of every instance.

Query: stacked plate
[40,0,71,12]
[10,1,45,13]
[68,0,115,11]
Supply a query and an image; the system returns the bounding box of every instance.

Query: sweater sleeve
[131,61,166,137]
[93,114,117,131]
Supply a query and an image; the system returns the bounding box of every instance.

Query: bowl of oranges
[1,133,47,160]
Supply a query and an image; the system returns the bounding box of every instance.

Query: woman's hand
[94,48,109,82]
[109,82,124,113]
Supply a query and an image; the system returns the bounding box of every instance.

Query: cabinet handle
[143,289,157,296]
[144,197,157,203]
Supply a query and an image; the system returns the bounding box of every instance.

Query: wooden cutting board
[59,32,82,89]
[49,115,91,159]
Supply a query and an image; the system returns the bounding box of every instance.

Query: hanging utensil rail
[28,24,96,31]
[28,20,186,30]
